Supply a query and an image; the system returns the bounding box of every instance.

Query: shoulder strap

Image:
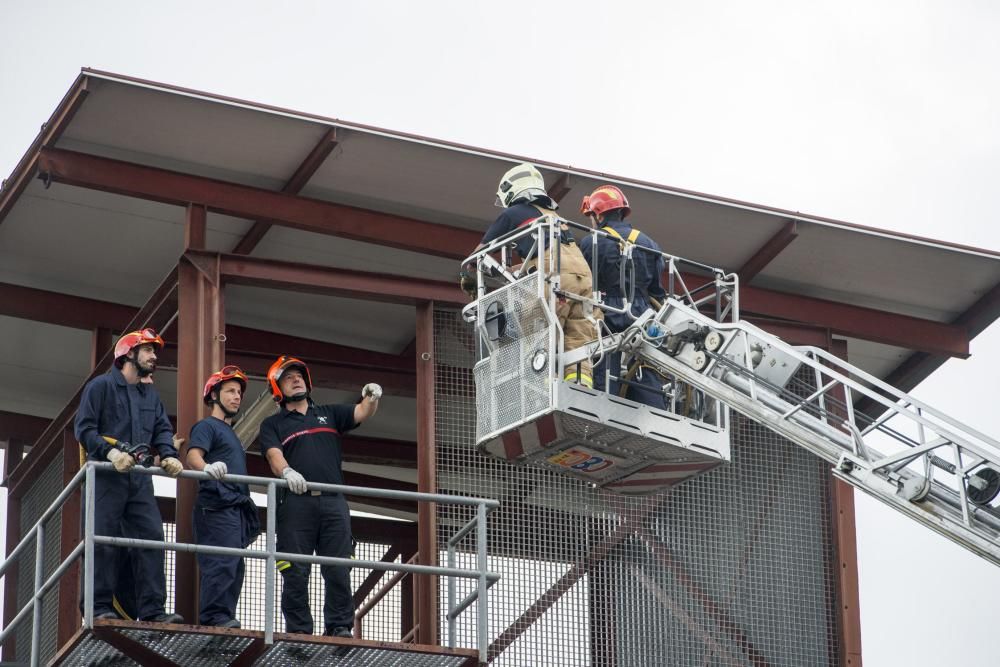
[602,225,642,250]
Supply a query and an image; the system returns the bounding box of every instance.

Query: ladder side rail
[638,338,1000,560]
[803,344,1000,451]
[668,300,1000,460]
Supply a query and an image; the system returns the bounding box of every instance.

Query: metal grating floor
[50,620,479,667]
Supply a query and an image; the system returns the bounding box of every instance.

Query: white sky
[2,2,999,665]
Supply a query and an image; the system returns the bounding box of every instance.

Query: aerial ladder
[463,214,1000,568]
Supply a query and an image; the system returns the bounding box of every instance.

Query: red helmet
[203,365,249,405]
[114,328,164,364]
[580,185,631,219]
[267,355,312,403]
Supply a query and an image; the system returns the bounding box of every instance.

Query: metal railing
[0,462,501,666]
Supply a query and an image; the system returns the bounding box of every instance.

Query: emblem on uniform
[317,416,328,424]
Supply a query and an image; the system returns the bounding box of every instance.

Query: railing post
[265,482,276,644]
[447,540,456,648]
[477,501,488,664]
[83,463,95,629]
[29,524,44,667]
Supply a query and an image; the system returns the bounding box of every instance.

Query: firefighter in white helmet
[465,163,597,387]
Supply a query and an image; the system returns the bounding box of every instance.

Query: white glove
[362,383,383,402]
[107,448,135,473]
[282,466,308,494]
[203,461,228,480]
[161,457,184,478]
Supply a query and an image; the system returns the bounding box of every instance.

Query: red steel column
[57,432,83,646]
[174,205,223,623]
[415,302,438,645]
[2,441,24,661]
[829,338,863,666]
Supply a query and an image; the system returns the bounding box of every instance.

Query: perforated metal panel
[474,277,552,441]
[12,454,63,666]
[436,307,840,666]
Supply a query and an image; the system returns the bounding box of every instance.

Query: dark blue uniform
[480,201,570,260]
[579,221,668,408]
[190,417,258,626]
[260,402,358,634]
[74,366,178,620]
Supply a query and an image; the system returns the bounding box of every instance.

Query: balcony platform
[50,618,479,666]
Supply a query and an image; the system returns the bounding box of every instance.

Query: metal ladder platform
[50,619,479,667]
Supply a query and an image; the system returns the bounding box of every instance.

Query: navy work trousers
[276,492,353,634]
[86,470,167,619]
[594,350,668,410]
[193,504,246,625]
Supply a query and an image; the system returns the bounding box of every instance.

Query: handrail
[0,461,500,666]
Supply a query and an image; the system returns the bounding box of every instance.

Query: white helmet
[495,163,548,208]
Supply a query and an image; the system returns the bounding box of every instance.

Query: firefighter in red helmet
[73,328,184,623]
[258,355,382,638]
[579,186,669,409]
[186,365,259,628]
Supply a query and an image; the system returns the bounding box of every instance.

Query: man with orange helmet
[467,163,597,386]
[579,185,669,408]
[258,355,382,638]
[73,328,185,623]
[186,365,259,628]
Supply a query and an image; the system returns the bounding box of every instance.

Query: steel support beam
[37,147,476,260]
[739,282,968,357]
[174,231,224,622]
[0,413,47,455]
[828,338,864,667]
[415,302,437,646]
[200,249,465,306]
[57,432,83,648]
[233,127,339,255]
[1,446,23,660]
[0,76,89,227]
[737,220,798,284]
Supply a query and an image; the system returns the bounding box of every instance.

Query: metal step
[50,619,479,667]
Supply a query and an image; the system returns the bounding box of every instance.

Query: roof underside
[2,70,1000,511]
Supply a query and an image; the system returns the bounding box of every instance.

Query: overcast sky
[2,2,999,665]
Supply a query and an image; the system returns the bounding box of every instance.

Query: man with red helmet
[73,328,185,623]
[467,163,597,386]
[579,185,669,409]
[258,355,382,638]
[185,365,259,628]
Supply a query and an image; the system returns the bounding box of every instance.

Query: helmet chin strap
[286,391,309,403]
[214,398,239,419]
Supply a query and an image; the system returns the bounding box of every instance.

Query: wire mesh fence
[434,306,841,666]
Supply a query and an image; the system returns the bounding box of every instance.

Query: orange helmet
[267,355,312,403]
[580,185,631,219]
[114,328,164,366]
[203,365,248,406]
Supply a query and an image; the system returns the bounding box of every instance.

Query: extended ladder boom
[604,298,1000,565]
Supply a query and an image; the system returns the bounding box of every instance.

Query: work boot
[216,618,241,629]
[143,612,184,624]
[95,611,119,620]
[325,626,353,638]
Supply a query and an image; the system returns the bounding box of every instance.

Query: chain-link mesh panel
[475,277,552,442]
[436,306,840,666]
[12,454,63,665]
